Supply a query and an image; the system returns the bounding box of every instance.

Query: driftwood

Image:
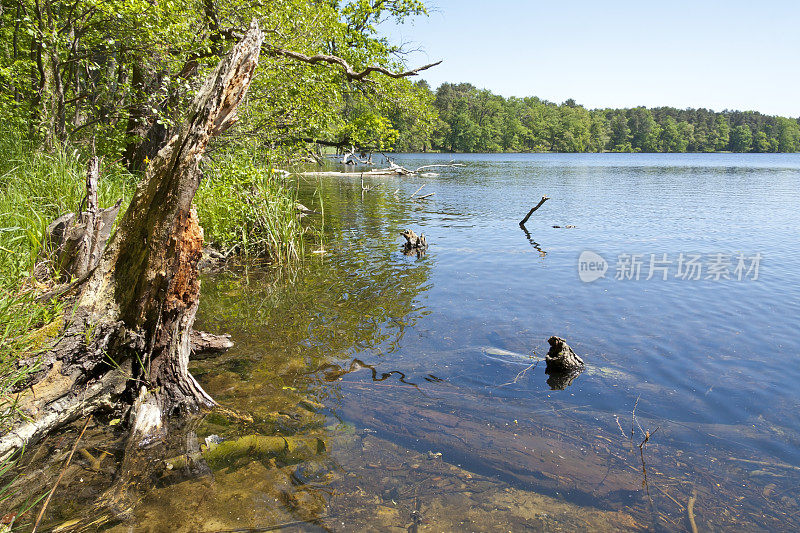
[47,157,122,281]
[190,330,234,359]
[519,195,550,227]
[545,336,584,390]
[0,22,264,462]
[295,161,465,178]
[341,146,372,165]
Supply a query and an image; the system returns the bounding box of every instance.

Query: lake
[17,153,800,531]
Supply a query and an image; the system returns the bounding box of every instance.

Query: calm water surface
[18,153,800,531]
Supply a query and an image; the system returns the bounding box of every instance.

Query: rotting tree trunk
[0,22,264,461]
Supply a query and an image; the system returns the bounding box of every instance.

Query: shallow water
[11,153,800,531]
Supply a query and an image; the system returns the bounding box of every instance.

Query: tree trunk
[122,58,170,172]
[0,21,264,461]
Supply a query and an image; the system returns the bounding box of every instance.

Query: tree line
[2,1,798,160]
[389,82,800,154]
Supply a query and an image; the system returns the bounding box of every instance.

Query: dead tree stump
[545,336,584,390]
[401,229,427,256]
[545,336,584,372]
[0,22,264,461]
[47,157,122,281]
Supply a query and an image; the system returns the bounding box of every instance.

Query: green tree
[775,117,800,152]
[730,124,753,152]
[713,116,731,151]
[752,130,771,153]
[608,112,632,151]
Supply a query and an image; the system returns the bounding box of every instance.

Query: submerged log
[0,22,264,461]
[165,434,326,471]
[190,330,234,359]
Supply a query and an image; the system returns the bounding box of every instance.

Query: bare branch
[198,27,442,82]
[519,196,550,227]
[267,46,441,81]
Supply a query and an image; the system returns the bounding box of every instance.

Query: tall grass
[0,131,136,430]
[197,153,308,264]
[0,132,311,427]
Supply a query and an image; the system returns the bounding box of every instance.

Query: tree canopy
[2,2,798,159]
[390,82,800,153]
[0,0,434,165]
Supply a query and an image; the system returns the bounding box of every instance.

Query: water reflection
[519,224,547,257]
[8,154,800,531]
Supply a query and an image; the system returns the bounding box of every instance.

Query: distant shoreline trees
[390,82,800,154]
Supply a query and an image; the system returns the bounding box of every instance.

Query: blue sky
[380,0,800,117]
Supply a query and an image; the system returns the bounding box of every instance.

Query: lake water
[15,153,800,531]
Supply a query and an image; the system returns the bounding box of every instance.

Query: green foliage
[730,124,753,152]
[0,126,311,422]
[196,152,307,264]
[397,82,800,153]
[0,0,434,162]
[0,128,135,428]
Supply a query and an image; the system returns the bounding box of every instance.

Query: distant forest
[392,82,800,153]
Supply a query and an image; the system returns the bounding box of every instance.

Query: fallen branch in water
[293,161,464,178]
[724,456,800,472]
[519,196,550,226]
[360,176,373,193]
[499,359,540,387]
[410,184,426,198]
[687,488,699,533]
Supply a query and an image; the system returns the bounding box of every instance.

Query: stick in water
[519,196,550,226]
[32,416,92,533]
[687,488,699,533]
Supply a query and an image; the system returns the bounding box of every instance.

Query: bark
[401,229,427,257]
[268,47,441,82]
[190,330,234,359]
[0,21,264,461]
[401,229,427,250]
[519,195,550,227]
[48,156,122,281]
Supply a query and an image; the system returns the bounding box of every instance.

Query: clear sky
[380,0,800,117]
